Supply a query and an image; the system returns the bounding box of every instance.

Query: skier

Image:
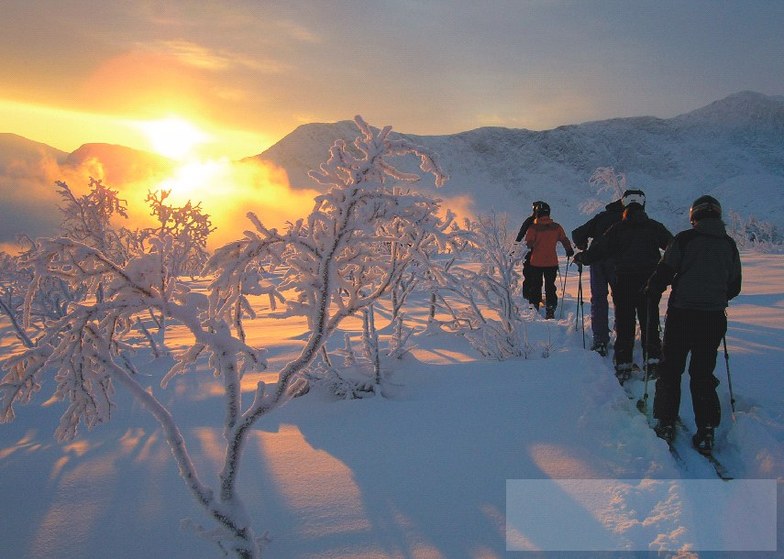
[522,201,574,319]
[512,201,541,305]
[645,195,742,454]
[574,190,672,381]
[571,197,625,356]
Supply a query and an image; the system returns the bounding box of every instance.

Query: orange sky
[3,2,782,161]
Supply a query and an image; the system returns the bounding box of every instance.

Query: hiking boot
[591,341,608,356]
[692,426,715,455]
[644,358,659,380]
[654,420,675,444]
[614,362,633,385]
[545,307,555,319]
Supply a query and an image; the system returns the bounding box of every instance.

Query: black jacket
[571,200,624,250]
[515,214,536,243]
[647,218,742,311]
[581,207,673,276]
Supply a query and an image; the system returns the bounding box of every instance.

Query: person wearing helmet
[574,189,673,381]
[522,201,574,319]
[646,195,742,454]
[571,197,625,356]
[513,201,546,305]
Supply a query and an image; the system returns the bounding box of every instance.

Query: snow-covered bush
[426,213,534,359]
[124,189,215,278]
[0,251,35,347]
[727,210,784,252]
[0,237,271,556]
[0,116,451,558]
[580,166,627,215]
[206,115,451,401]
[56,177,130,265]
[590,166,627,199]
[0,239,88,348]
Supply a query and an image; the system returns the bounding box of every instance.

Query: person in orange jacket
[523,201,574,318]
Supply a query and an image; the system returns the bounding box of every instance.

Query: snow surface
[1,252,782,558]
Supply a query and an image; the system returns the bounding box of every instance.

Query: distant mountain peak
[63,143,175,185]
[676,90,784,126]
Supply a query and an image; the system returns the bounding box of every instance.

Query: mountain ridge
[250,91,784,233]
[2,91,783,246]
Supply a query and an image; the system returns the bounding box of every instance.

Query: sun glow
[138,117,210,160]
[145,157,320,249]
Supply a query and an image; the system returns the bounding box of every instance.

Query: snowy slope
[0,253,781,558]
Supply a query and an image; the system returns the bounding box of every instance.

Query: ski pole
[576,262,585,347]
[558,256,571,318]
[723,335,736,419]
[637,296,656,415]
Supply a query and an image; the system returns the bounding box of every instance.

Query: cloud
[0,142,323,256]
[139,40,290,74]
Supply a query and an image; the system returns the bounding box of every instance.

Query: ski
[674,420,734,481]
[702,453,733,481]
[665,439,687,467]
[617,375,734,481]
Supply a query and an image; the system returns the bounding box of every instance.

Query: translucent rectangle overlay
[506,479,777,552]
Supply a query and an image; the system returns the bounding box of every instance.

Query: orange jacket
[524,216,573,267]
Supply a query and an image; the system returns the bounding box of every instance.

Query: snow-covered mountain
[254,90,784,232]
[2,91,783,247]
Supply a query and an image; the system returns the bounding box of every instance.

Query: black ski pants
[611,272,662,366]
[653,308,725,429]
[526,265,558,310]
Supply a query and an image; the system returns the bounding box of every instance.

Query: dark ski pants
[611,272,662,366]
[653,308,725,429]
[526,265,558,310]
[589,258,615,345]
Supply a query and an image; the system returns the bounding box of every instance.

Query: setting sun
[138,117,210,160]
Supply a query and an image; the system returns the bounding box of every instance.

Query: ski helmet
[689,195,722,224]
[621,189,646,208]
[532,201,550,216]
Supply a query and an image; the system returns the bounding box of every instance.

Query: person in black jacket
[574,190,672,382]
[571,198,624,355]
[646,195,742,454]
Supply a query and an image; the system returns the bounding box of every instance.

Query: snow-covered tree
[727,210,784,252]
[589,166,627,199]
[426,213,534,359]
[56,178,130,265]
[125,189,215,278]
[0,241,87,348]
[1,115,450,558]
[0,236,271,557]
[0,251,35,348]
[580,167,628,215]
[206,115,450,400]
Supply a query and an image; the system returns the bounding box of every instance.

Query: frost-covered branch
[207,115,450,411]
[0,236,266,558]
[589,167,627,200]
